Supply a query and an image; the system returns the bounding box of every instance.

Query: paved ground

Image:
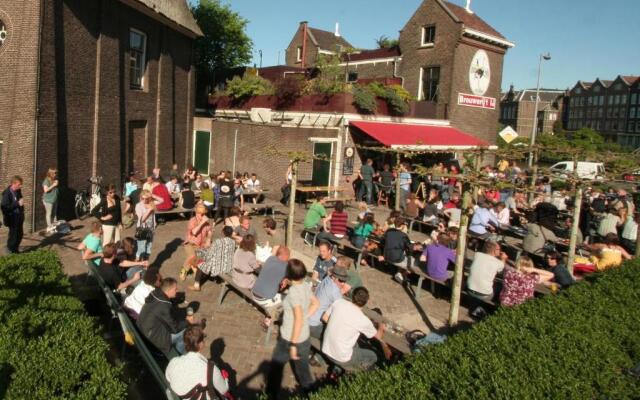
[3,202,470,399]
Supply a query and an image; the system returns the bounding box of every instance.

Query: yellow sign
[499,126,518,143]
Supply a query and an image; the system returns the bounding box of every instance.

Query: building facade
[499,87,564,137]
[285,21,353,68]
[284,0,514,145]
[564,75,640,147]
[0,0,201,230]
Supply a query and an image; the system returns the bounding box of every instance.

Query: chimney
[465,0,473,13]
[335,22,340,37]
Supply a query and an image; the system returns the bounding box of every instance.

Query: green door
[311,142,332,186]
[193,131,211,175]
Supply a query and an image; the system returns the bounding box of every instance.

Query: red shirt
[485,190,500,203]
[329,211,348,236]
[152,184,173,211]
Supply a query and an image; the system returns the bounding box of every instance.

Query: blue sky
[201,0,639,91]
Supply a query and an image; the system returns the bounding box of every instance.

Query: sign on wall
[498,126,519,143]
[342,147,355,175]
[457,93,496,110]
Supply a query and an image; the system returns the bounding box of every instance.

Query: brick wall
[345,60,396,81]
[285,24,318,68]
[0,0,42,231]
[13,0,197,230]
[209,120,343,197]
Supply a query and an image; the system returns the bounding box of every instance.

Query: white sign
[499,126,519,143]
[458,93,496,109]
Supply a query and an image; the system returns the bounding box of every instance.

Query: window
[421,66,440,101]
[347,72,358,82]
[621,95,627,105]
[630,108,637,119]
[129,29,146,89]
[549,113,557,121]
[630,122,636,132]
[421,25,436,46]
[632,93,638,104]
[296,46,302,62]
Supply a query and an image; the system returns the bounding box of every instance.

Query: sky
[198,0,640,91]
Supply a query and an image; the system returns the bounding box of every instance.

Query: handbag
[134,226,153,241]
[540,225,556,253]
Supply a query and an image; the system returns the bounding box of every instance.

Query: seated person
[245,173,261,191]
[419,233,455,281]
[597,207,624,238]
[404,193,423,220]
[317,201,348,243]
[491,202,510,227]
[350,213,375,249]
[312,241,337,281]
[98,243,141,292]
[483,188,501,204]
[190,226,236,291]
[233,215,257,244]
[199,182,215,209]
[138,278,196,358]
[179,183,196,210]
[469,201,499,238]
[336,256,362,296]
[151,177,173,211]
[252,246,290,308]
[443,191,461,209]
[378,217,412,283]
[232,235,260,289]
[583,233,632,271]
[308,267,349,339]
[303,197,327,230]
[124,267,161,318]
[499,255,553,307]
[543,251,574,288]
[467,240,507,305]
[117,237,150,279]
[78,221,103,266]
[621,212,639,254]
[165,325,230,399]
[522,215,557,256]
[165,176,181,197]
[321,287,388,370]
[262,217,285,248]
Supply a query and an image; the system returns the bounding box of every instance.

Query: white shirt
[245,179,261,191]
[622,217,638,241]
[467,252,505,296]
[165,181,180,194]
[124,282,154,315]
[165,352,228,397]
[491,208,510,226]
[322,299,377,363]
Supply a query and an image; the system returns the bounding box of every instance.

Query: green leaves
[0,251,125,399]
[307,262,640,400]
[224,73,274,100]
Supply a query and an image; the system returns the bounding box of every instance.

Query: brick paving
[4,202,470,399]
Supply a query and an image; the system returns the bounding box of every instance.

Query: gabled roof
[130,0,203,37]
[622,76,640,85]
[344,47,401,62]
[443,1,505,39]
[517,89,564,103]
[307,27,353,51]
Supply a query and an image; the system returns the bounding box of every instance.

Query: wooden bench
[83,260,177,399]
[406,265,454,300]
[156,206,194,218]
[308,336,358,373]
[304,196,354,209]
[248,200,281,217]
[217,273,276,346]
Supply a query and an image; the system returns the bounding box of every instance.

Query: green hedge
[309,261,640,399]
[0,251,126,399]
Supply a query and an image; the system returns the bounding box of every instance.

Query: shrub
[308,261,640,399]
[0,251,126,399]
[274,75,305,108]
[224,72,274,100]
[352,86,377,114]
[383,87,410,116]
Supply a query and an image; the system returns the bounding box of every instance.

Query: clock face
[469,50,491,96]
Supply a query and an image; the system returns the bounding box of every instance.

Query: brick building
[564,75,640,148]
[499,86,564,137]
[284,0,514,145]
[285,21,353,68]
[0,0,202,230]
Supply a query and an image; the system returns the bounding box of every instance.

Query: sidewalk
[1,203,469,398]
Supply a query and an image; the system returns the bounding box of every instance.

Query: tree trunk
[286,162,298,248]
[395,153,401,211]
[528,151,539,204]
[566,186,583,275]
[448,190,471,326]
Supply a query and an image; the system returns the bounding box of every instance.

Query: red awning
[349,120,490,150]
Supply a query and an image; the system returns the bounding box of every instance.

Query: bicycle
[75,176,103,220]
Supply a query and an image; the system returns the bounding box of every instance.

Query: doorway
[311,142,333,186]
[128,120,147,177]
[193,130,211,175]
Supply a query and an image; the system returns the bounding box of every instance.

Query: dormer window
[421,25,436,47]
[296,46,302,62]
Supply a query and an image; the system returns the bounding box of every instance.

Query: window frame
[129,28,147,90]
[296,46,302,62]
[419,65,440,102]
[421,25,436,47]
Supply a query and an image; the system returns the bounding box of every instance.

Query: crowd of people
[2,155,638,398]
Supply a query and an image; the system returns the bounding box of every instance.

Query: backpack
[178,361,229,400]
[52,220,71,235]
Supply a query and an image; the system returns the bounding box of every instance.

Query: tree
[191,0,253,105]
[375,35,399,49]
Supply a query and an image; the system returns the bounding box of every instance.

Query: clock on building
[469,50,491,96]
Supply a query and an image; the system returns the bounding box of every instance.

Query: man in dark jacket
[137,277,194,358]
[378,217,412,283]
[1,176,25,254]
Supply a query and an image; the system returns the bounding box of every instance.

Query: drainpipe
[31,0,45,232]
[301,21,308,69]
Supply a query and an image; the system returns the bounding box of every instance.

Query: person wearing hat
[307,266,349,340]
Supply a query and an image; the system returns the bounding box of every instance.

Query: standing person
[398,163,412,210]
[151,178,173,211]
[42,168,59,232]
[1,176,25,254]
[216,177,234,222]
[135,190,157,260]
[266,259,319,398]
[358,159,376,204]
[377,163,394,201]
[180,205,212,281]
[99,184,123,245]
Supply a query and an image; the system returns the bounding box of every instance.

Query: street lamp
[528,52,551,168]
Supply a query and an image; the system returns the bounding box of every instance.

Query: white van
[549,161,605,180]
